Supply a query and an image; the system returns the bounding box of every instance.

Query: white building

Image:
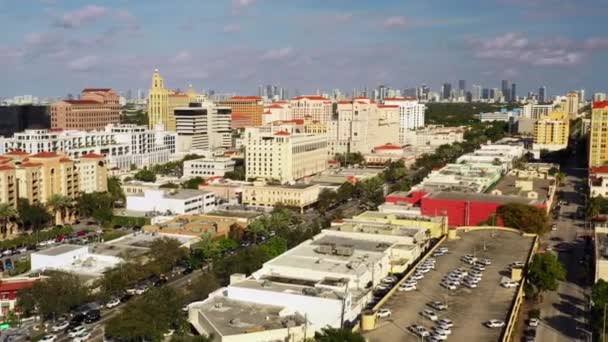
[173,102,232,153]
[590,167,608,198]
[479,110,521,123]
[2,124,177,170]
[244,128,328,183]
[126,189,216,215]
[183,157,236,178]
[327,98,400,157]
[402,126,465,147]
[188,227,428,338]
[456,143,525,169]
[290,96,332,123]
[383,97,426,145]
[263,102,291,125]
[30,244,122,277]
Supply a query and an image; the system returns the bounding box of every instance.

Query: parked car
[437,318,453,328]
[51,320,69,332]
[376,308,392,318]
[398,284,416,292]
[421,309,438,321]
[501,281,519,288]
[408,325,430,337]
[485,319,505,328]
[84,310,100,324]
[72,331,91,342]
[106,297,121,309]
[39,335,57,342]
[528,318,539,327]
[67,326,87,338]
[428,301,448,311]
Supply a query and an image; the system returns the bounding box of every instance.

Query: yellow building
[589,101,608,167]
[147,69,169,130]
[78,153,108,194]
[0,161,17,208]
[303,116,327,134]
[345,210,448,238]
[242,182,320,213]
[533,110,569,151]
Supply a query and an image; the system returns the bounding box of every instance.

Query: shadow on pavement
[544,314,578,338]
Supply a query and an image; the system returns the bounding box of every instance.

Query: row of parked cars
[41,308,101,342]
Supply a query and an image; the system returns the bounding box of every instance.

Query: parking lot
[364,229,535,342]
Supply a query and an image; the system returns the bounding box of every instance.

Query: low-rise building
[31,244,122,277]
[590,166,608,197]
[311,167,385,185]
[363,144,435,167]
[143,210,262,238]
[595,223,608,283]
[412,163,504,193]
[126,189,216,215]
[242,182,320,213]
[0,277,40,317]
[183,157,236,178]
[402,126,465,147]
[479,109,521,123]
[199,179,250,204]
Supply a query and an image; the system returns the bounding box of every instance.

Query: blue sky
[1,0,607,97]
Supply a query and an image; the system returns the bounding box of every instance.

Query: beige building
[290,96,332,123]
[403,126,465,147]
[244,127,328,183]
[589,101,608,167]
[51,89,120,131]
[533,110,570,151]
[327,98,399,157]
[565,91,580,119]
[0,151,108,209]
[242,182,320,213]
[220,96,264,128]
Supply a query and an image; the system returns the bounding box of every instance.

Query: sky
[1,0,607,97]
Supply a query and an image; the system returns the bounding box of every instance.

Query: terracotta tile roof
[268,104,285,109]
[63,100,102,105]
[591,166,608,174]
[384,97,417,101]
[263,111,272,114]
[81,153,105,159]
[374,143,402,150]
[49,128,64,132]
[338,100,353,104]
[594,101,608,109]
[82,88,112,92]
[5,150,29,156]
[292,96,329,101]
[59,158,73,163]
[0,280,37,292]
[0,165,15,171]
[378,104,399,108]
[31,152,59,158]
[227,96,262,101]
[274,130,291,136]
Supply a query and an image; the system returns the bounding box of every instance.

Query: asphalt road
[534,160,591,342]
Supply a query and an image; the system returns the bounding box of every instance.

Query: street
[533,158,591,342]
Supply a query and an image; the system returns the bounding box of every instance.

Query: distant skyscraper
[458,80,466,97]
[403,88,417,98]
[442,83,452,100]
[539,86,547,103]
[472,85,482,101]
[126,89,132,101]
[579,89,585,103]
[482,88,490,100]
[378,85,387,101]
[510,83,517,102]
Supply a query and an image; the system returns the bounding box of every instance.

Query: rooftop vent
[335,245,354,256]
[316,243,335,255]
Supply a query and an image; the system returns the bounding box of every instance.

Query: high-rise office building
[51,89,120,131]
[589,101,608,167]
[565,91,580,119]
[219,96,264,128]
[579,89,585,103]
[539,86,547,103]
[510,83,517,102]
[482,88,490,100]
[472,85,482,102]
[147,69,169,129]
[458,80,466,97]
[442,83,452,100]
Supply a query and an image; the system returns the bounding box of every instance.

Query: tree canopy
[496,203,550,234]
[527,253,566,294]
[314,327,366,342]
[133,169,157,182]
[17,199,51,232]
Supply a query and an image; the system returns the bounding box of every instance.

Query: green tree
[18,199,51,233]
[187,272,220,302]
[0,204,17,238]
[181,177,205,189]
[317,189,338,213]
[107,176,125,203]
[146,237,188,275]
[336,182,355,202]
[76,192,114,225]
[17,271,90,320]
[314,327,365,342]
[159,182,180,189]
[247,218,268,243]
[260,236,288,259]
[591,279,608,340]
[46,194,72,225]
[98,262,150,299]
[134,169,157,182]
[105,286,184,341]
[496,203,550,234]
[527,253,566,294]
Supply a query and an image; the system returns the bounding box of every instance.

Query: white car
[510,261,525,269]
[39,335,57,342]
[411,273,424,280]
[433,326,452,335]
[163,330,175,337]
[428,301,448,311]
[408,325,430,337]
[528,318,539,327]
[418,267,432,274]
[68,326,87,338]
[431,332,448,340]
[376,308,392,318]
[421,309,438,321]
[73,331,91,342]
[501,281,519,288]
[485,319,506,328]
[398,284,416,292]
[441,282,457,290]
[473,264,486,271]
[463,281,478,288]
[479,258,492,265]
[51,321,69,332]
[437,319,453,328]
[465,275,481,283]
[106,297,121,308]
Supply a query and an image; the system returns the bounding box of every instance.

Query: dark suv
[84,310,101,324]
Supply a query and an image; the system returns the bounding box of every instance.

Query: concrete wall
[31,246,88,270]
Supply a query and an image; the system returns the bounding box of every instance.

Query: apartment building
[590,101,608,167]
[220,96,264,128]
[533,110,569,151]
[262,102,291,125]
[183,157,236,178]
[383,97,426,145]
[51,89,120,131]
[519,103,554,134]
[327,98,399,157]
[78,153,108,194]
[244,127,328,183]
[3,125,176,170]
[173,102,232,153]
[290,96,332,123]
[566,91,580,119]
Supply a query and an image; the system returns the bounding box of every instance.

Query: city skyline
[1,0,608,97]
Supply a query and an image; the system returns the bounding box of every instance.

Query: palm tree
[247,219,268,243]
[47,194,73,226]
[0,204,18,238]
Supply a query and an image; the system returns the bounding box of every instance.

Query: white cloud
[55,5,107,28]
[383,16,407,29]
[223,24,241,33]
[67,55,99,72]
[171,50,193,64]
[261,47,294,61]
